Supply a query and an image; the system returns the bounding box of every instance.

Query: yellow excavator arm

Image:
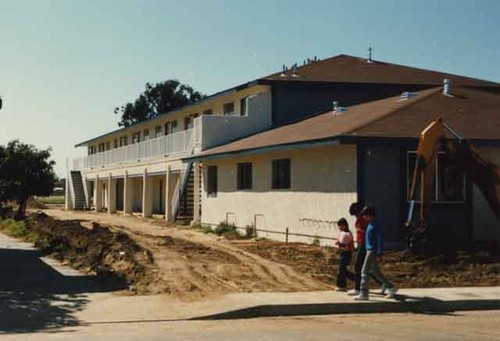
[406,118,500,250]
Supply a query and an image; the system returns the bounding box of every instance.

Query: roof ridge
[342,87,442,136]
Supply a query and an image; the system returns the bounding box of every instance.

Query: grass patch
[36,196,65,205]
[215,222,240,238]
[191,222,214,234]
[0,218,46,245]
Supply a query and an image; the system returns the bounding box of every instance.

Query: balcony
[74,129,194,170]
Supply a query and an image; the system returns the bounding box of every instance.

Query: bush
[245,224,256,239]
[312,235,321,247]
[191,222,214,234]
[214,222,240,238]
[0,218,45,245]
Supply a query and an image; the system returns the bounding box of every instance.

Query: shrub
[245,224,256,239]
[191,222,214,234]
[312,235,321,247]
[0,219,28,238]
[214,222,240,238]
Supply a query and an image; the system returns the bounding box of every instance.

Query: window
[113,139,118,149]
[237,162,253,190]
[119,136,128,146]
[171,120,178,133]
[155,125,162,138]
[407,151,465,203]
[184,116,193,130]
[240,97,248,116]
[143,129,150,141]
[207,166,218,197]
[132,132,141,144]
[203,109,213,115]
[105,141,111,151]
[98,143,105,153]
[164,122,170,135]
[223,102,234,115]
[272,159,291,189]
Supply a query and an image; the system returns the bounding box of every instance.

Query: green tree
[114,79,205,127]
[0,140,57,220]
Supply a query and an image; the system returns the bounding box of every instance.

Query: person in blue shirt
[354,205,397,301]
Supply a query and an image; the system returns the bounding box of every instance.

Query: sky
[0,0,499,177]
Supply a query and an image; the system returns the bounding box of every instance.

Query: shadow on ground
[0,246,126,334]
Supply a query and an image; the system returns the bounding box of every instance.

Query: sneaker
[385,287,398,299]
[347,289,360,296]
[354,294,369,301]
[380,285,387,295]
[335,287,347,292]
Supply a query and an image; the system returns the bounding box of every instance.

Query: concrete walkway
[0,231,499,335]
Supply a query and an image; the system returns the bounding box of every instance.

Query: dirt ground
[24,209,500,299]
[233,239,500,288]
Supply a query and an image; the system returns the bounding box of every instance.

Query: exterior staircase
[70,170,87,210]
[174,162,194,223]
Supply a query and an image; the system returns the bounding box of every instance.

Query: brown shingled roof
[194,87,500,159]
[263,54,499,87]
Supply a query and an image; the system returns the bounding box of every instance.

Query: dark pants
[336,251,355,288]
[354,244,382,291]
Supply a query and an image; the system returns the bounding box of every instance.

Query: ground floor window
[407,151,465,203]
[237,162,253,190]
[207,165,218,197]
[272,158,291,189]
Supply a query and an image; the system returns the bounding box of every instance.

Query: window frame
[272,158,291,190]
[237,162,253,190]
[240,96,248,116]
[223,102,235,116]
[406,151,466,204]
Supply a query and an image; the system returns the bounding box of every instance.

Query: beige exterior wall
[85,85,270,154]
[473,147,500,242]
[201,145,358,246]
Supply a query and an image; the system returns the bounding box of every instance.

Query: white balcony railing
[75,129,194,170]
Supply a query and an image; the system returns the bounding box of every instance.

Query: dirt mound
[235,239,500,288]
[25,212,154,292]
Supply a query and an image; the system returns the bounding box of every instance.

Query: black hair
[349,202,364,216]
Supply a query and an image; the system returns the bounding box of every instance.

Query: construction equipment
[406,118,500,252]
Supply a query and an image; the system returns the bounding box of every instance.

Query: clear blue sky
[1,0,499,176]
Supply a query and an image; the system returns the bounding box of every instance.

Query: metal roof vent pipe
[333,101,347,114]
[280,64,288,77]
[443,78,452,96]
[292,63,298,77]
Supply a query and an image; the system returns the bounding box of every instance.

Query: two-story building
[68,54,500,245]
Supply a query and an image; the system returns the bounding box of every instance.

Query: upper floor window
[203,109,213,116]
[407,151,465,203]
[223,102,235,116]
[184,116,193,130]
[272,158,291,189]
[132,132,141,144]
[119,136,128,147]
[98,143,105,153]
[105,141,111,151]
[207,165,218,197]
[155,125,162,138]
[143,129,150,141]
[237,162,253,190]
[113,139,118,149]
[240,97,248,116]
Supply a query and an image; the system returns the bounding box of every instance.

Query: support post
[165,165,173,222]
[124,171,133,214]
[142,169,152,218]
[108,173,116,214]
[192,162,201,223]
[94,175,102,211]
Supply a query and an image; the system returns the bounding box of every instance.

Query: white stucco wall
[473,147,500,242]
[201,145,358,245]
[197,91,272,151]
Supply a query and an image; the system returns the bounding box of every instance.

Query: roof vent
[280,64,288,77]
[399,91,417,101]
[443,78,452,96]
[292,63,298,77]
[367,47,373,63]
[333,101,347,114]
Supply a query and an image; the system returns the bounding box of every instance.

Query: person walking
[334,218,355,291]
[354,205,397,301]
[347,202,383,296]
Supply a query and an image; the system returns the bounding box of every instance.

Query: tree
[114,79,205,127]
[0,140,57,220]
